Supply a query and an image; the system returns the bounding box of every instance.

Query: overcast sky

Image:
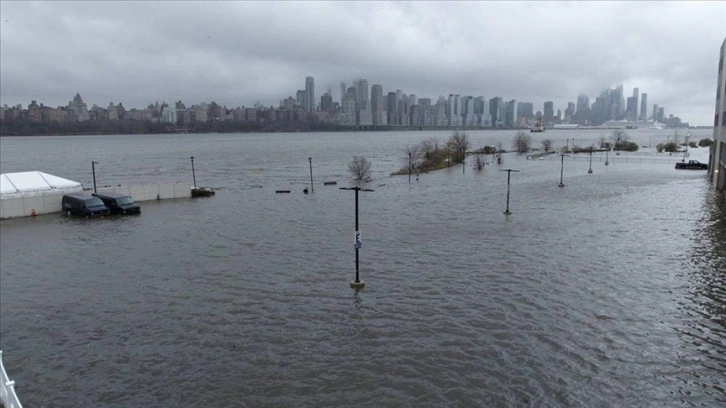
[1,1,724,125]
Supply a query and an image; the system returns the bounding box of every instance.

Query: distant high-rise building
[653,104,659,122]
[386,92,397,125]
[626,97,637,121]
[543,101,554,126]
[304,76,315,112]
[632,87,639,121]
[504,99,517,128]
[356,79,369,111]
[489,97,504,127]
[575,94,590,124]
[320,92,333,113]
[340,82,347,104]
[640,93,648,120]
[371,84,384,126]
[296,90,305,108]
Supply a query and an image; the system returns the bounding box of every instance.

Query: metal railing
[0,351,23,408]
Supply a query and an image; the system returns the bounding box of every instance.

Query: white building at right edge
[710,36,726,195]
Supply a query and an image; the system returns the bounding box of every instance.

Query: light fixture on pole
[308,157,314,192]
[408,152,412,183]
[588,149,593,174]
[190,156,197,189]
[558,154,567,187]
[91,161,99,193]
[499,168,520,215]
[340,186,375,289]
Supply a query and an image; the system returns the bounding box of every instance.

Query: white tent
[0,171,83,219]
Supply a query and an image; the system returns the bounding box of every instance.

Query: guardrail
[0,351,23,408]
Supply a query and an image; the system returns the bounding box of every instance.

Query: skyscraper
[371,84,384,126]
[340,82,347,104]
[632,87,639,121]
[305,76,315,112]
[356,79,369,110]
[543,101,554,126]
[639,93,648,120]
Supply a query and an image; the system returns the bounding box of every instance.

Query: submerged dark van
[62,193,110,217]
[92,192,141,215]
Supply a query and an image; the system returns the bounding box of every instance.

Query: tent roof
[1,171,82,196]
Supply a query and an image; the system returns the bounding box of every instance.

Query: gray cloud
[1,1,724,125]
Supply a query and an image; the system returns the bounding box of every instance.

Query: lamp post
[190,156,197,189]
[308,157,314,192]
[499,169,520,215]
[605,148,609,166]
[91,161,98,193]
[558,154,567,187]
[340,186,375,289]
[408,152,412,183]
[462,147,465,174]
[588,149,593,174]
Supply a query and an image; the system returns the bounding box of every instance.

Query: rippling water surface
[1,129,724,407]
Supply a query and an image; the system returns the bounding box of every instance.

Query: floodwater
[1,129,724,407]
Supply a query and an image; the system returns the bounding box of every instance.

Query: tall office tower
[340,82,347,104]
[371,84,384,126]
[481,98,491,127]
[657,107,664,121]
[489,97,503,127]
[575,94,590,124]
[639,93,648,120]
[632,87,639,121]
[653,104,659,122]
[504,99,517,128]
[320,92,333,113]
[615,84,624,119]
[564,102,575,122]
[387,92,397,125]
[543,101,554,126]
[296,90,306,108]
[356,79,369,110]
[709,36,725,192]
[305,76,315,112]
[626,97,637,121]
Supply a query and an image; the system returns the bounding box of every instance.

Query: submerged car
[62,193,110,217]
[92,192,141,214]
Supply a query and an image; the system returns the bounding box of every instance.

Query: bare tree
[348,156,372,180]
[448,131,470,162]
[672,128,681,146]
[541,138,553,152]
[512,130,531,153]
[404,143,424,172]
[610,129,629,149]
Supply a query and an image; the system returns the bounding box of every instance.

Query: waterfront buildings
[0,75,692,130]
[709,36,726,193]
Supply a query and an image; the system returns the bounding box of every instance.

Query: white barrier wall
[0,183,192,220]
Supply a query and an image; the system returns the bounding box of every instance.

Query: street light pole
[559,154,566,187]
[605,148,609,166]
[190,156,197,188]
[340,186,375,289]
[499,169,520,215]
[588,149,593,174]
[408,152,412,183]
[91,161,98,193]
[308,157,314,192]
[462,147,465,174]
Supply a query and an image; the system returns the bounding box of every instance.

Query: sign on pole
[354,230,361,249]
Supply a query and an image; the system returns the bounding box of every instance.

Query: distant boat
[530,118,545,132]
[650,123,665,130]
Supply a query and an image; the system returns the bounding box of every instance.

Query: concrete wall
[0,183,192,220]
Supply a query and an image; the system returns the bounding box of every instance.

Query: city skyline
[1,1,725,125]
